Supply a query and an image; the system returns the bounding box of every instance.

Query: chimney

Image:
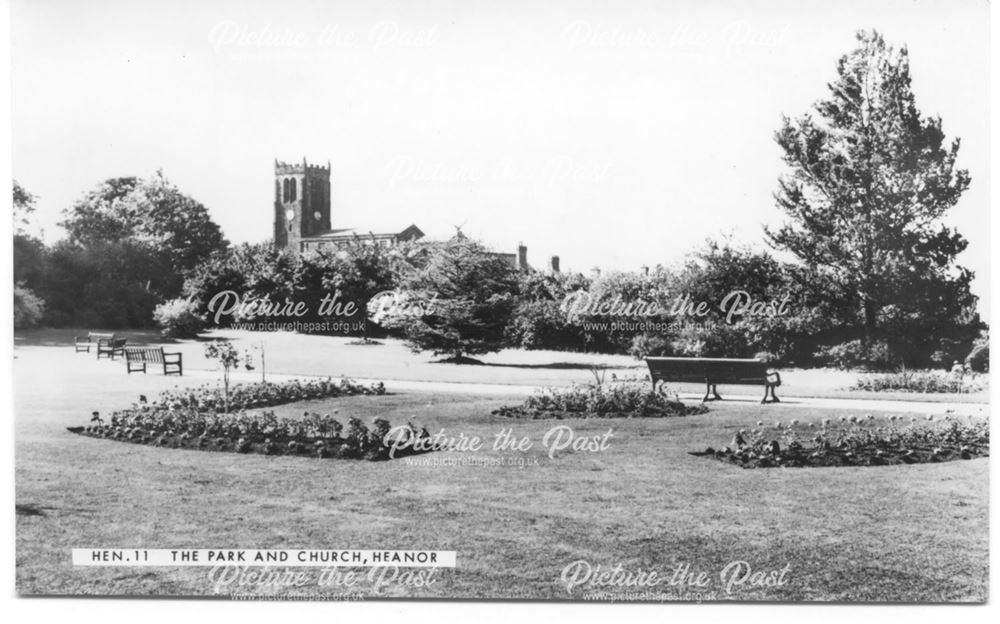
[640,265,649,276]
[517,243,528,271]
[550,255,560,273]
[590,267,601,279]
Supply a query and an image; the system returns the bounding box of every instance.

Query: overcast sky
[10,0,990,307]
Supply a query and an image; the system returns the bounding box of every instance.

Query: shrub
[493,380,706,419]
[182,243,297,328]
[153,297,207,338]
[506,300,588,352]
[379,238,520,360]
[929,350,951,367]
[813,339,897,370]
[966,334,989,373]
[850,370,984,394]
[670,322,750,358]
[628,332,674,359]
[13,283,45,329]
[39,233,178,328]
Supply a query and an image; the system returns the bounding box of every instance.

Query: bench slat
[124,347,182,376]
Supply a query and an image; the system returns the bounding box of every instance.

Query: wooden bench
[124,346,183,376]
[74,332,115,354]
[645,357,781,404]
[97,337,127,360]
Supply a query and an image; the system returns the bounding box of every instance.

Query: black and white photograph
[5,0,994,607]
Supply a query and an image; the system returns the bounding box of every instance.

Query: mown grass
[16,350,988,601]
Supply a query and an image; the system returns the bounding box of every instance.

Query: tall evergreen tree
[766,30,979,364]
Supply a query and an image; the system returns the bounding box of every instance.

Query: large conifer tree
[766,30,979,364]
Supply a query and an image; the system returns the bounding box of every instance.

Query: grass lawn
[15,340,988,601]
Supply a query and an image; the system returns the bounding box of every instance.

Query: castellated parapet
[274,158,331,175]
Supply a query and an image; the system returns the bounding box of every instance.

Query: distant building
[450,230,536,272]
[272,157,558,272]
[491,242,530,271]
[299,224,425,254]
[273,158,423,254]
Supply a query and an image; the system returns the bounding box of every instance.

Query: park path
[10,344,988,419]
[185,368,989,417]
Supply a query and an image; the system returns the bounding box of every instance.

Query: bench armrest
[162,352,183,361]
[766,370,781,386]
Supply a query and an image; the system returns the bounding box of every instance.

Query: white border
[1,2,997,623]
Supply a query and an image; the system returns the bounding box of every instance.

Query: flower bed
[68,408,433,461]
[694,414,988,469]
[67,377,427,461]
[850,370,985,394]
[154,377,386,413]
[492,381,707,419]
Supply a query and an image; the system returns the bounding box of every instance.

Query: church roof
[302,224,424,241]
[304,228,356,238]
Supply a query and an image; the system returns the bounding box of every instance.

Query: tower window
[290,178,297,202]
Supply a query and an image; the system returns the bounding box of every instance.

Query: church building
[272,157,559,273]
[273,157,424,254]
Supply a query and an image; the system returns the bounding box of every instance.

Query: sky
[10,0,991,309]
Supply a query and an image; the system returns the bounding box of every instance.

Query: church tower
[274,157,331,251]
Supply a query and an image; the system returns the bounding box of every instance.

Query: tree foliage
[11,174,227,328]
[505,270,593,352]
[41,239,167,327]
[153,297,207,338]
[12,180,36,235]
[182,243,296,325]
[297,239,403,335]
[379,237,521,360]
[13,283,45,329]
[766,30,981,365]
[61,171,228,276]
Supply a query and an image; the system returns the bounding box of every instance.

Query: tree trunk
[862,297,876,359]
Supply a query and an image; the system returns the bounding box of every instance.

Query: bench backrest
[109,338,127,348]
[89,332,115,342]
[645,357,768,384]
[124,346,164,363]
